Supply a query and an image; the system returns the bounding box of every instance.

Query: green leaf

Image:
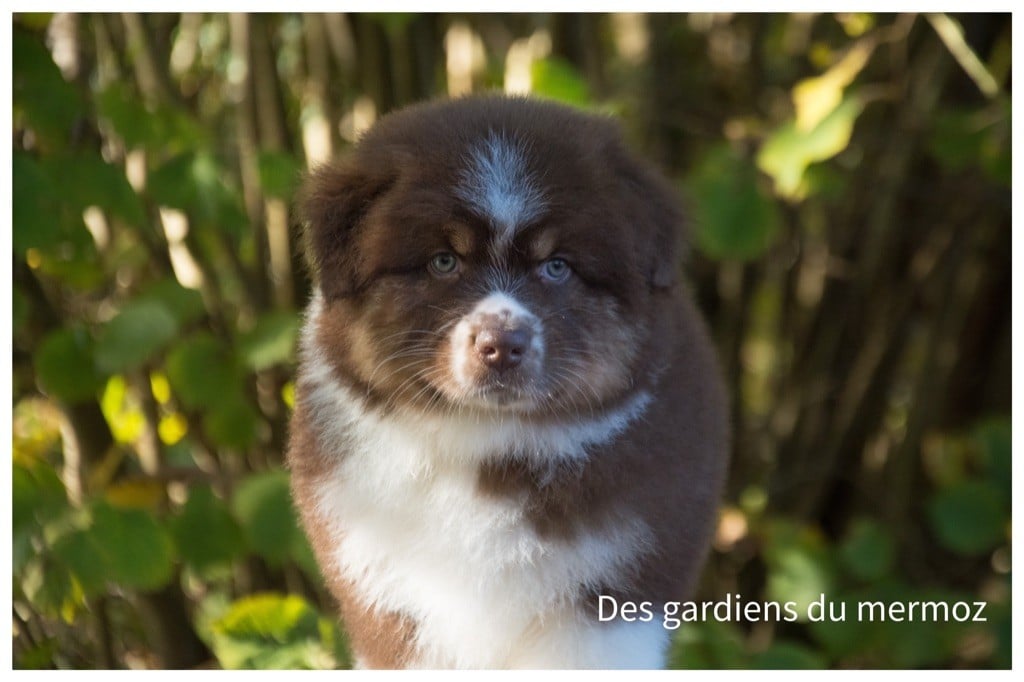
[757,95,863,200]
[50,528,109,597]
[210,593,338,670]
[530,57,591,108]
[688,144,783,261]
[929,100,1010,186]
[232,470,301,567]
[751,641,827,669]
[94,300,180,374]
[13,458,67,574]
[973,417,1011,490]
[21,556,78,621]
[13,26,82,148]
[40,152,146,228]
[147,153,200,209]
[238,311,300,371]
[762,519,834,617]
[365,13,415,37]
[166,333,243,410]
[258,151,302,199]
[97,83,209,154]
[136,278,206,327]
[34,327,104,404]
[203,394,261,451]
[148,152,248,237]
[13,151,63,257]
[13,458,68,534]
[89,502,175,591]
[838,518,895,581]
[15,14,55,30]
[806,593,874,659]
[170,485,246,574]
[792,39,873,131]
[669,621,747,669]
[13,286,30,335]
[927,480,1006,556]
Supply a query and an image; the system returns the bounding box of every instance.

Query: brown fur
[288,394,418,667]
[288,95,729,668]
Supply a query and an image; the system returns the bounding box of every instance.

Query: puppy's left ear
[611,146,688,291]
[297,155,395,299]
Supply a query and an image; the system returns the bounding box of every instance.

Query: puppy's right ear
[297,157,394,299]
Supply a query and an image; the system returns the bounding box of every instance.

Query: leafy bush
[12,13,1010,669]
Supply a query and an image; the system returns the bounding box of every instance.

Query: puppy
[287,95,728,669]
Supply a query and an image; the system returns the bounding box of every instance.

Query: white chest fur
[299,301,668,668]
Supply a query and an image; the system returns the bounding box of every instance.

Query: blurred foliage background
[11,12,1011,670]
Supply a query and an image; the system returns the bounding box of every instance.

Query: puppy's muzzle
[472,321,533,373]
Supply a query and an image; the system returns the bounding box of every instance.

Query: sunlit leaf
[210,593,339,670]
[158,413,188,445]
[688,144,782,261]
[793,39,874,131]
[758,95,863,201]
[99,376,146,444]
[531,57,591,108]
[762,519,835,617]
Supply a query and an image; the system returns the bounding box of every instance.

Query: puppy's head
[300,96,685,417]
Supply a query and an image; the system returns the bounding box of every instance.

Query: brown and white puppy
[287,95,728,669]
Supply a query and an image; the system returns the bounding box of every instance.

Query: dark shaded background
[12,13,1011,669]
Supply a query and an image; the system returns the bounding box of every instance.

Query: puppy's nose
[474,326,532,372]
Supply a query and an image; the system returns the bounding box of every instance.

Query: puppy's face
[301,97,683,417]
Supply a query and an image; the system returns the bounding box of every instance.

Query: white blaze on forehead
[456,132,546,244]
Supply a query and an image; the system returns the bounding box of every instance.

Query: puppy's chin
[444,381,545,415]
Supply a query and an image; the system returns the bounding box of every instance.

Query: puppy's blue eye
[429,252,459,275]
[539,257,571,283]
